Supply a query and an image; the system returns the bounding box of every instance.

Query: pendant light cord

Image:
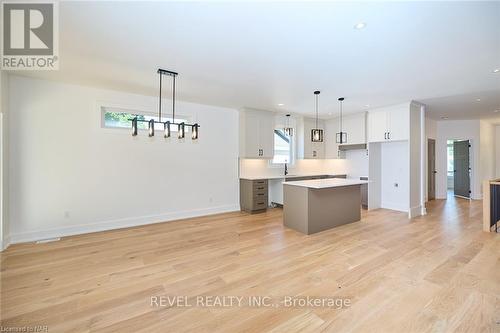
[315,93,319,128]
[338,97,345,132]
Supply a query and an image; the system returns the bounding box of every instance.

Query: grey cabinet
[240,179,268,213]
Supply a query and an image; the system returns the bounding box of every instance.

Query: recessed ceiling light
[494,110,500,113]
[493,68,499,73]
[277,103,284,106]
[364,104,370,108]
[354,22,366,30]
[476,98,481,102]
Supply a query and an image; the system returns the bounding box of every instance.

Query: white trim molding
[9,205,240,244]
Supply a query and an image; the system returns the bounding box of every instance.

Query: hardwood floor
[1,197,498,332]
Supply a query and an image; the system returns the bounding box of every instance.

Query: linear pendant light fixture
[131,68,200,140]
[311,91,323,142]
[336,97,347,144]
[284,114,293,136]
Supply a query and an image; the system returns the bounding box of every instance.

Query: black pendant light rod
[338,97,344,131]
[159,69,162,121]
[314,90,320,128]
[129,68,199,129]
[172,72,176,123]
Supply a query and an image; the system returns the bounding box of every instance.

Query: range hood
[338,143,367,151]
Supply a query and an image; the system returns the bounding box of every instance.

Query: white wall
[409,102,423,217]
[496,126,500,178]
[0,71,9,250]
[380,141,410,212]
[8,75,240,243]
[479,120,496,186]
[436,120,481,199]
[344,150,368,178]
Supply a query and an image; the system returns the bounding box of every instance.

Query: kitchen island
[283,178,368,235]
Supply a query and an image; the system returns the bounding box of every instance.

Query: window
[272,128,293,164]
[101,106,187,131]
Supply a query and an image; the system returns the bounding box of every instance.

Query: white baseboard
[381,201,408,213]
[9,204,240,245]
[1,235,11,251]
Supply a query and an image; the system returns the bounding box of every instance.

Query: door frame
[453,139,471,199]
[427,138,436,200]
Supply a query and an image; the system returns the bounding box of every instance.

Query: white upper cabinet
[239,109,274,159]
[324,112,366,158]
[368,104,409,143]
[387,106,409,141]
[297,117,325,159]
[340,112,367,145]
[367,111,388,143]
[324,117,340,159]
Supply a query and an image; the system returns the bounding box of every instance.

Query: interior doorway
[428,139,436,200]
[447,139,471,199]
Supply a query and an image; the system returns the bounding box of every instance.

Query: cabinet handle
[257,187,264,190]
[388,132,391,140]
[257,193,264,196]
[384,132,387,140]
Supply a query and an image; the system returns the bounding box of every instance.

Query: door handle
[433,171,437,174]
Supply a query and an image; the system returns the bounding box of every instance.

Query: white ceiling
[12,1,500,119]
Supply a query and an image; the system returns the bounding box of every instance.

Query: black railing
[491,184,500,232]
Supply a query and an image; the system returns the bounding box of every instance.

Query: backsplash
[239,159,349,179]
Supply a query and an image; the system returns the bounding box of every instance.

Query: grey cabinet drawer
[240,179,269,213]
[252,199,268,210]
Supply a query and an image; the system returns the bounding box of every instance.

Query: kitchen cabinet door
[341,112,366,145]
[368,110,388,143]
[258,113,275,159]
[387,107,409,141]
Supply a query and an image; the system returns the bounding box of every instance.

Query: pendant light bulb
[192,123,199,140]
[178,122,185,139]
[164,121,171,138]
[131,117,138,136]
[148,119,155,137]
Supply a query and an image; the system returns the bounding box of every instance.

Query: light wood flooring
[1,197,499,332]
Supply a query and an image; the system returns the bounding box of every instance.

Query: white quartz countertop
[283,178,369,189]
[240,174,346,180]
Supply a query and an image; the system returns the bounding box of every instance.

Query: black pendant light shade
[164,121,171,138]
[192,123,199,140]
[131,117,138,136]
[178,122,185,139]
[311,90,323,143]
[129,68,200,140]
[284,114,293,136]
[336,97,347,144]
[148,118,155,137]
